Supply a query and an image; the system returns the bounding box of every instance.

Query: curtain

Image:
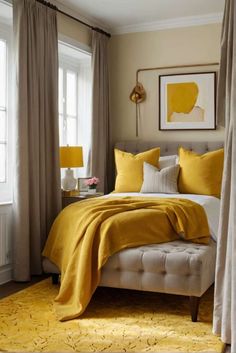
[13,0,61,281]
[213,0,236,350]
[91,31,110,193]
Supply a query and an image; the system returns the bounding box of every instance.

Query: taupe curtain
[13,0,61,281]
[91,31,110,193]
[213,0,236,350]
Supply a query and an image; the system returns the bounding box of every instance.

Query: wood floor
[0,274,49,299]
[0,276,231,353]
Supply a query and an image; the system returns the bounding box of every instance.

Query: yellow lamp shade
[60,146,84,168]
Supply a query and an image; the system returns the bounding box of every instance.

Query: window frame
[0,22,13,203]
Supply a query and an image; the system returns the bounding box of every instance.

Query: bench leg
[52,273,59,285]
[189,296,200,322]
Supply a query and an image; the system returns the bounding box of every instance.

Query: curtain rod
[36,0,111,38]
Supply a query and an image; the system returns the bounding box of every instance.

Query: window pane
[0,143,6,182]
[0,40,6,108]
[59,68,63,114]
[66,71,77,116]
[66,117,77,145]
[0,110,6,141]
[59,114,63,145]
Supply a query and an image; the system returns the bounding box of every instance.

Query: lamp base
[62,169,77,191]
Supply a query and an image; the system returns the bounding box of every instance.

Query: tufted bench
[43,239,216,322]
[100,239,216,321]
[100,240,216,297]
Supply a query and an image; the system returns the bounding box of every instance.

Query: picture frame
[159,72,216,130]
[78,177,91,192]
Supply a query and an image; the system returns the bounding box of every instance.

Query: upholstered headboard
[115,141,224,156]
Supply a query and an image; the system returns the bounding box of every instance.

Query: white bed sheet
[103,193,220,241]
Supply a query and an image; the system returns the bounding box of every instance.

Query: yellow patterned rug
[0,278,224,352]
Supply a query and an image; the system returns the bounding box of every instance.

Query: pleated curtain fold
[213,0,236,350]
[13,0,61,281]
[91,30,111,193]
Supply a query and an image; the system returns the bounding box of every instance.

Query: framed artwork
[78,177,91,192]
[159,72,216,130]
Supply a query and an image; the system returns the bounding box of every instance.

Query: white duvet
[103,193,220,241]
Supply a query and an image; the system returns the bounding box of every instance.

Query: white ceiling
[54,0,225,34]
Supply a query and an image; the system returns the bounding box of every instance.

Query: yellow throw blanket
[43,197,210,321]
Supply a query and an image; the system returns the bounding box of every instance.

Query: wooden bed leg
[52,274,59,285]
[189,296,200,322]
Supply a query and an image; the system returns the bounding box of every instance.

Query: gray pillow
[141,162,180,193]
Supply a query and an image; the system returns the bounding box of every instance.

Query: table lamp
[60,146,84,191]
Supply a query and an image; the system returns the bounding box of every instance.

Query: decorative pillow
[141,162,180,194]
[159,155,178,169]
[114,148,160,192]
[178,147,224,198]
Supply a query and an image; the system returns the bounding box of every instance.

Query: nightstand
[62,191,104,209]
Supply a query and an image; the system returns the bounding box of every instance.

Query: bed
[43,140,223,322]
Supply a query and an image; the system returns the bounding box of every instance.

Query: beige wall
[110,24,224,144]
[57,12,91,47]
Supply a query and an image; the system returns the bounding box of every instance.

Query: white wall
[0,204,12,284]
[109,23,224,144]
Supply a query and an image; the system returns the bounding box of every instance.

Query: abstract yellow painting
[159,72,216,130]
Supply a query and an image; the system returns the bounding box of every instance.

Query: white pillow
[141,162,180,194]
[159,155,178,169]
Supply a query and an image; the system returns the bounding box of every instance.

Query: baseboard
[0,265,12,284]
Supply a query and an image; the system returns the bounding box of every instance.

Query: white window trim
[58,34,92,76]
[0,22,13,203]
[58,33,92,56]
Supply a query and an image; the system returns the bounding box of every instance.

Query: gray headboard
[115,140,224,156]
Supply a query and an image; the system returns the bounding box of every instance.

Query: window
[59,67,78,146]
[58,40,92,177]
[0,14,13,203]
[0,39,7,183]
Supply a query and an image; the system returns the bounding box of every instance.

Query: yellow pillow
[114,148,160,192]
[178,147,224,198]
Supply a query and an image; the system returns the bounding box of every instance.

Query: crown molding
[111,12,223,35]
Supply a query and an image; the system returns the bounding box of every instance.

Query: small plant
[85,177,100,189]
